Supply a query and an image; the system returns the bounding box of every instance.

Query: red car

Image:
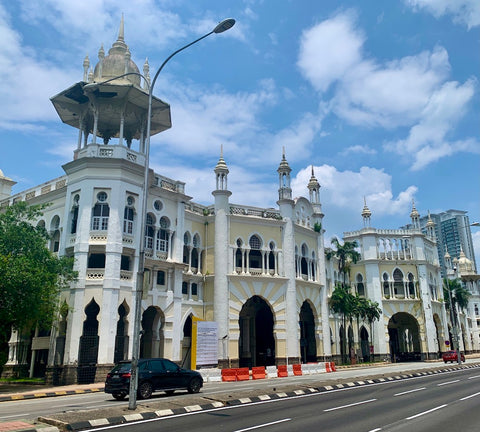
[442,350,465,363]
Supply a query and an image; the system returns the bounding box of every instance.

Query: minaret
[410,200,420,229]
[212,146,232,365]
[361,197,372,228]
[307,166,323,215]
[277,147,292,201]
[276,149,297,362]
[426,211,436,239]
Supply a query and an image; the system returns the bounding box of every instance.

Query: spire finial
[118,13,125,42]
[220,144,223,158]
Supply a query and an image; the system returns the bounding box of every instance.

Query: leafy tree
[0,202,76,345]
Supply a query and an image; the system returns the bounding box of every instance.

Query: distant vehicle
[105,358,203,400]
[442,350,465,363]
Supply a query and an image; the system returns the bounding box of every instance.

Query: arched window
[91,192,109,231]
[145,213,155,249]
[183,232,191,264]
[408,273,415,298]
[70,195,79,234]
[123,207,134,235]
[311,251,316,281]
[268,241,275,272]
[383,273,390,298]
[301,244,308,277]
[50,216,61,252]
[156,217,170,252]
[249,234,262,270]
[393,269,404,298]
[235,238,243,269]
[356,274,365,296]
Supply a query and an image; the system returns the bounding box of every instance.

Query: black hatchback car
[105,358,203,400]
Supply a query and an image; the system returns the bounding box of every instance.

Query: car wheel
[112,392,127,401]
[444,360,447,363]
[165,390,175,396]
[138,381,153,399]
[187,377,202,394]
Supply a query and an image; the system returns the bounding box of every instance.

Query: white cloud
[291,165,417,217]
[297,10,364,92]
[335,47,450,128]
[405,0,480,29]
[297,10,477,169]
[340,145,377,156]
[385,79,478,169]
[0,4,75,129]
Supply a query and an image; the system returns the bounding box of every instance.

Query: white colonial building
[1,21,475,385]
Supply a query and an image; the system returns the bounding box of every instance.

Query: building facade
[0,22,465,384]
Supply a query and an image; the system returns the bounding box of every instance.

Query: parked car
[105,358,203,400]
[442,350,465,363]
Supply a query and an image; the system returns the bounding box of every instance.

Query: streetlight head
[213,18,236,33]
[470,222,480,227]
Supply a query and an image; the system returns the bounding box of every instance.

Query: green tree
[443,278,470,313]
[329,283,356,364]
[330,237,361,287]
[0,202,77,345]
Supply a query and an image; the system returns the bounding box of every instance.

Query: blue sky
[1,0,479,261]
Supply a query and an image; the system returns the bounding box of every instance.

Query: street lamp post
[128,18,235,410]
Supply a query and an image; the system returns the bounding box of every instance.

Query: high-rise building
[403,209,477,277]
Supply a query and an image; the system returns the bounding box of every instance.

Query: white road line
[368,429,382,432]
[437,380,459,386]
[233,418,291,432]
[460,392,480,400]
[468,375,480,380]
[394,387,426,396]
[324,399,377,412]
[406,404,447,420]
[0,414,30,419]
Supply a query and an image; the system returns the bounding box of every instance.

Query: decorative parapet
[230,205,282,220]
[89,232,108,243]
[184,202,209,216]
[86,269,104,280]
[0,175,68,206]
[74,143,144,166]
[154,174,185,194]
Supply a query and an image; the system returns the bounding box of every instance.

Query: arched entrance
[114,302,129,363]
[299,301,317,363]
[360,327,369,362]
[140,306,164,358]
[239,296,275,368]
[433,313,443,357]
[388,312,421,362]
[78,299,100,383]
[182,315,192,368]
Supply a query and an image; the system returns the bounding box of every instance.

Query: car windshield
[111,362,132,373]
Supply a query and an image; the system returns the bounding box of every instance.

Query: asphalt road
[77,367,480,432]
[1,360,479,429]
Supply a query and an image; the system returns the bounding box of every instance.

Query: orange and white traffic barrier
[252,366,266,379]
[292,364,302,376]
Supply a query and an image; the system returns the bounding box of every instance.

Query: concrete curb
[0,387,104,403]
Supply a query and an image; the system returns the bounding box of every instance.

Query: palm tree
[364,299,382,361]
[330,237,361,287]
[443,278,470,313]
[330,283,356,364]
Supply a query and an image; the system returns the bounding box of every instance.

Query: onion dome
[93,16,141,86]
[215,145,229,174]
